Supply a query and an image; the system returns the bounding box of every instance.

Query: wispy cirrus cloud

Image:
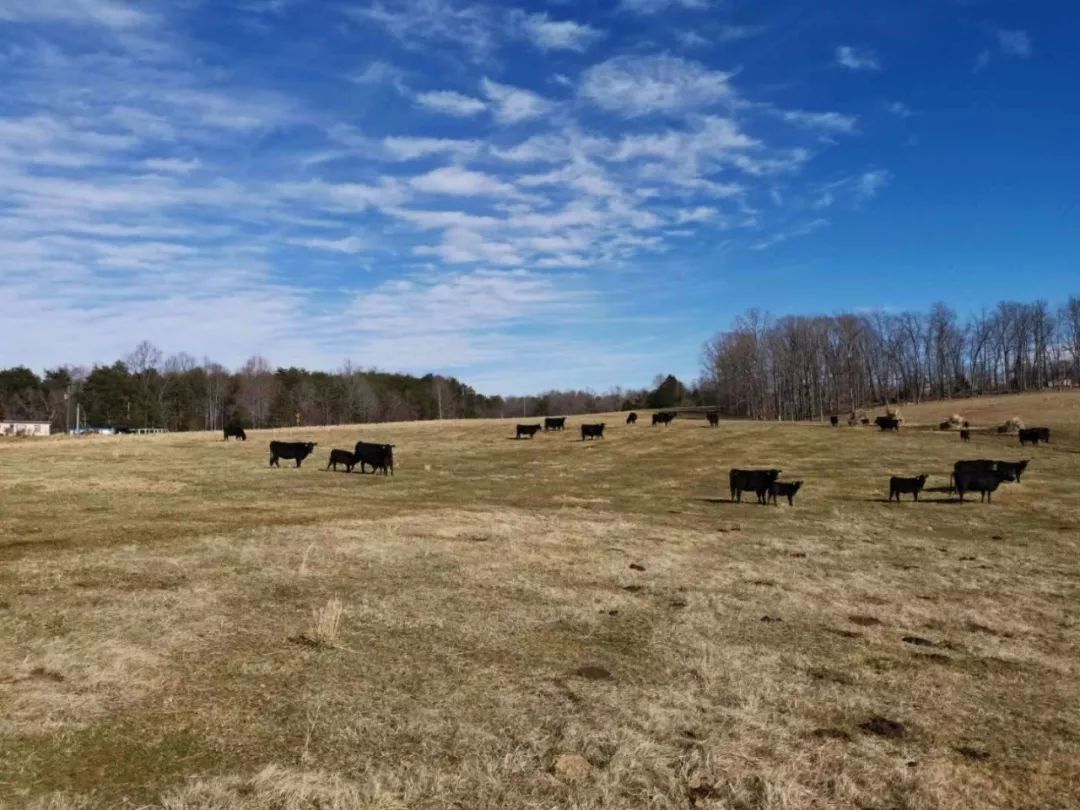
[0,0,897,391]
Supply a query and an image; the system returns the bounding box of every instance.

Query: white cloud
[415,228,524,265]
[515,11,603,52]
[351,61,409,93]
[716,24,764,43]
[415,89,487,117]
[835,45,880,71]
[381,136,481,160]
[481,77,553,124]
[884,101,913,118]
[580,54,734,117]
[143,157,201,174]
[409,166,516,196]
[778,109,859,134]
[619,0,708,14]
[974,49,991,72]
[675,206,717,223]
[0,0,153,29]
[997,29,1031,58]
[491,134,569,163]
[856,169,890,201]
[347,0,496,60]
[751,218,828,250]
[289,236,367,254]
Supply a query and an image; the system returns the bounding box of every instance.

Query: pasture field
[1,392,1078,809]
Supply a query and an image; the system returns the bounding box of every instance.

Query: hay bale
[1001,416,1025,433]
[949,413,964,426]
[885,406,904,424]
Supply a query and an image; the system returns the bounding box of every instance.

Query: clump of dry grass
[157,765,406,810]
[306,598,345,649]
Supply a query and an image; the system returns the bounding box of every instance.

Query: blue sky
[1,0,1076,394]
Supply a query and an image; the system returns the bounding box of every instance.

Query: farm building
[0,420,51,437]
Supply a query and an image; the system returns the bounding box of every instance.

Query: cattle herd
[233,411,1046,506]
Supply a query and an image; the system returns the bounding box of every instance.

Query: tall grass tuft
[307,598,344,649]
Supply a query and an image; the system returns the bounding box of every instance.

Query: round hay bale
[885,406,904,424]
[1001,416,1025,433]
[949,413,964,426]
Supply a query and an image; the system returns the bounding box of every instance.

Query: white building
[0,420,51,437]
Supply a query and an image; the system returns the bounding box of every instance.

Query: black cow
[960,429,971,442]
[544,417,567,432]
[829,415,839,427]
[889,474,928,502]
[860,417,871,425]
[223,425,247,441]
[626,412,638,425]
[951,459,1024,493]
[706,412,720,427]
[516,424,542,439]
[652,411,676,426]
[353,441,394,476]
[767,480,802,506]
[729,468,781,504]
[326,449,356,472]
[1019,427,1050,446]
[956,458,1029,483]
[875,416,900,432]
[269,441,317,468]
[581,423,605,440]
[954,466,1015,503]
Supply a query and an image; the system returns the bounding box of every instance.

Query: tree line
[700,296,1080,421]
[0,342,691,432]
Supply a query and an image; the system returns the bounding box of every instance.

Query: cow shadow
[869,496,961,505]
[698,497,768,505]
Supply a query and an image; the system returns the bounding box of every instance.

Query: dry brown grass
[1,391,1079,809]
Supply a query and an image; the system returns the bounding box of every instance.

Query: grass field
[1,391,1078,809]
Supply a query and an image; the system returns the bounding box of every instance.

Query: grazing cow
[889,474,928,502]
[652,411,676,426]
[995,459,1029,482]
[269,441,317,468]
[830,415,839,427]
[860,417,871,425]
[1019,427,1050,446]
[729,468,781,504]
[875,416,900,432]
[544,417,567,432]
[706,412,720,427]
[326,449,357,473]
[939,421,952,431]
[767,480,803,506]
[223,425,247,441]
[954,466,1015,503]
[960,429,971,442]
[353,441,394,476]
[626,412,638,425]
[516,424,542,439]
[581,423,605,440]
